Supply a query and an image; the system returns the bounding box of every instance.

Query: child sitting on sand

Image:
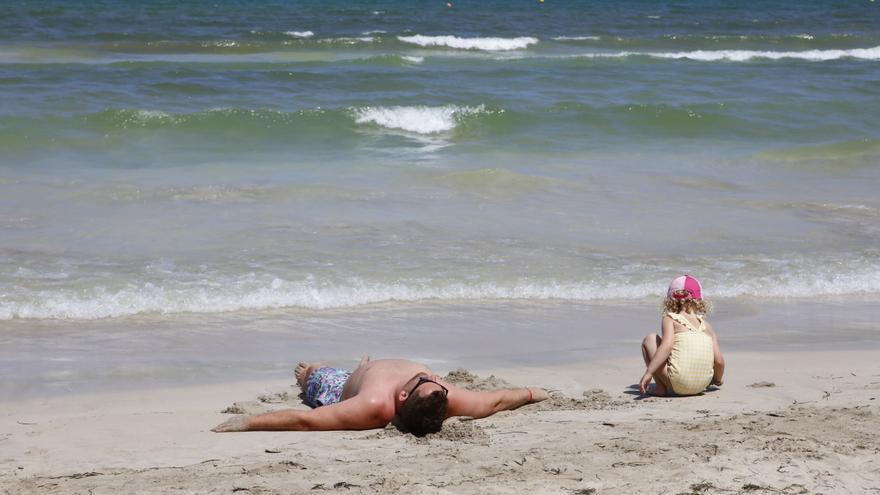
[639,275,725,396]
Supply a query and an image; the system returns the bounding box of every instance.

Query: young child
[639,275,725,396]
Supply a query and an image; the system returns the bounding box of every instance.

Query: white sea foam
[0,279,627,320]
[553,36,601,41]
[318,36,374,45]
[572,46,880,62]
[3,265,880,320]
[713,268,880,298]
[401,55,425,64]
[649,46,880,61]
[284,30,314,38]
[220,40,240,48]
[352,105,485,134]
[133,109,171,120]
[397,35,538,51]
[201,40,239,48]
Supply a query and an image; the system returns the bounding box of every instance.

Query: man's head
[397,374,448,436]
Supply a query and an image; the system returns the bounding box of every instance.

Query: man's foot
[295,362,324,390]
[358,355,370,367]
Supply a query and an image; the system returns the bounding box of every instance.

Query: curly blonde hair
[662,297,711,315]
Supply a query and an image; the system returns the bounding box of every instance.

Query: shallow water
[3,2,880,320]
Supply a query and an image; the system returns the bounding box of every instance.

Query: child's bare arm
[705,322,725,386]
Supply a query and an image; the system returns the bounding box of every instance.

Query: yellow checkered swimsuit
[666,312,714,396]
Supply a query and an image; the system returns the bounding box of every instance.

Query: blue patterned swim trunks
[304,367,352,407]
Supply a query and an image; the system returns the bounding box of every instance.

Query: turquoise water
[1,0,880,320]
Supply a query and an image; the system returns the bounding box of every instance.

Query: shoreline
[4,296,880,403]
[3,349,879,493]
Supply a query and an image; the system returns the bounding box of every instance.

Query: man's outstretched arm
[212,396,389,432]
[446,386,549,420]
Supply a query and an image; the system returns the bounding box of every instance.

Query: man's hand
[711,377,724,387]
[527,387,549,403]
[212,415,250,432]
[638,371,653,394]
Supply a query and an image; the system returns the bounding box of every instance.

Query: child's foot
[295,362,324,389]
[647,382,668,397]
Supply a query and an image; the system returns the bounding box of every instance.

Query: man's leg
[295,362,325,390]
[641,333,671,396]
[296,364,352,408]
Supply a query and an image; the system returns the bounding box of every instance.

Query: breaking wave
[397,35,538,51]
[569,46,880,62]
[284,30,314,38]
[2,253,879,320]
[352,105,491,134]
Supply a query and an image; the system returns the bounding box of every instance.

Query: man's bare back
[340,357,431,401]
[213,357,549,434]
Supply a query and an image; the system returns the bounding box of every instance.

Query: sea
[2,0,879,398]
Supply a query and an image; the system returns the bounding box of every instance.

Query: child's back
[665,311,715,395]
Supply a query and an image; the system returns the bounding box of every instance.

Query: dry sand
[2,350,879,494]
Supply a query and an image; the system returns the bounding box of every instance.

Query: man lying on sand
[213,357,549,436]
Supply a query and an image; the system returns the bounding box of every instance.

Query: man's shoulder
[348,389,396,421]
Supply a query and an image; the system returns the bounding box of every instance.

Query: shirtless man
[212,357,549,436]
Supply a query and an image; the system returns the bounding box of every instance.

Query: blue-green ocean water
[2,0,880,320]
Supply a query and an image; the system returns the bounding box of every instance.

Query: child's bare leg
[295,362,325,390]
[641,333,671,396]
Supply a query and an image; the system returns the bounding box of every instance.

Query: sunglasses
[408,375,449,397]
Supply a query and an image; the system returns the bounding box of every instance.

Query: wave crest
[553,36,600,41]
[397,35,538,51]
[2,253,879,320]
[570,46,880,62]
[284,30,314,38]
[352,105,489,134]
[649,46,880,61]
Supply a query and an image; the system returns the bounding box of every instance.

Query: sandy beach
[3,349,878,494]
[3,1,880,494]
